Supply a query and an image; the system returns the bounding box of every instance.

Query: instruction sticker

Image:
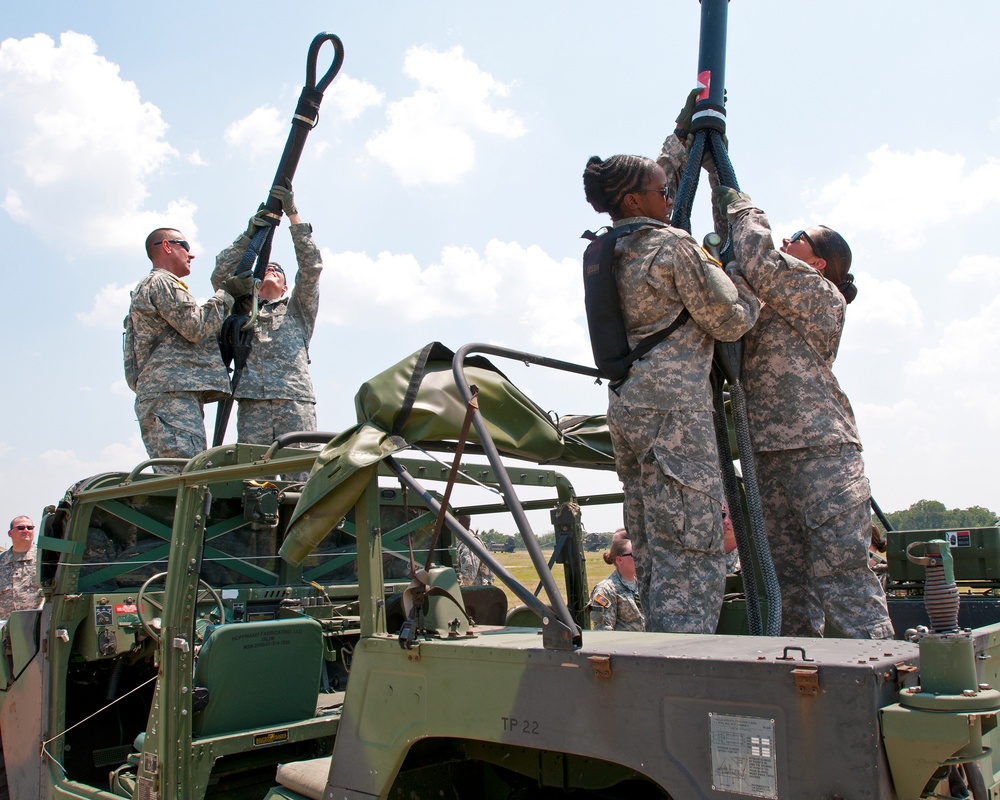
[709,713,777,798]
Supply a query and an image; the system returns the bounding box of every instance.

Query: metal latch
[589,655,612,679]
[791,665,820,696]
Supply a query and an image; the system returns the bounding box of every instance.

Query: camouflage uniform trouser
[608,404,726,634]
[135,392,207,473]
[756,443,894,639]
[237,399,318,480]
[236,398,317,444]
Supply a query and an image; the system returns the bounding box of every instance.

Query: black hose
[728,375,782,635]
[670,129,708,234]
[712,371,762,635]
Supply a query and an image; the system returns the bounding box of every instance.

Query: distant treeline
[877,499,998,531]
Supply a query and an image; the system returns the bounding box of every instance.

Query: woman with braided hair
[581,130,758,634]
[714,189,893,639]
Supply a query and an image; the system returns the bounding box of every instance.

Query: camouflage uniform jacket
[589,570,644,631]
[0,547,40,618]
[725,198,861,452]
[128,269,234,401]
[612,130,758,413]
[213,223,322,402]
[456,539,493,587]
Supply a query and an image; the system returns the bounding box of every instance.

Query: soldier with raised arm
[212,184,323,444]
[126,230,253,469]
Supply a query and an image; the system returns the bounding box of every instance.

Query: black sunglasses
[12,524,34,531]
[153,239,191,252]
[789,230,825,259]
[635,186,669,201]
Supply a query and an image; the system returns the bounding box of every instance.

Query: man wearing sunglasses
[0,516,41,619]
[126,229,255,470]
[212,183,323,449]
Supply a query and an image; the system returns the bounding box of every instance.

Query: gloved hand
[712,185,744,220]
[221,270,255,298]
[269,180,297,216]
[244,203,278,238]
[674,87,702,137]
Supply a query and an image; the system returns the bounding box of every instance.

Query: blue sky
[2,2,999,537]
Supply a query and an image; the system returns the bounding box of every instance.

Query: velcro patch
[592,592,610,608]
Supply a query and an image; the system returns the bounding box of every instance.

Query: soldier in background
[0,516,41,619]
[588,535,644,631]
[212,184,322,445]
[454,516,493,587]
[127,230,252,469]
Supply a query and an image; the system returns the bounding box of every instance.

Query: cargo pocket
[650,447,722,554]
[803,475,870,530]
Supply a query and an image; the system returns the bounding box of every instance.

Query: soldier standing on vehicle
[212,184,322,444]
[715,188,893,639]
[454,516,493,587]
[127,230,253,469]
[589,535,644,631]
[0,516,41,619]
[581,92,759,635]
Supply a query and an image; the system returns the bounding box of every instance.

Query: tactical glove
[269,180,297,216]
[221,271,255,298]
[674,88,702,137]
[712,185,743,220]
[244,203,278,238]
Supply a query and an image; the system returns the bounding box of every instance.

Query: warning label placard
[709,713,777,798]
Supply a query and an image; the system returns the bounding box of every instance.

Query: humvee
[2,341,999,800]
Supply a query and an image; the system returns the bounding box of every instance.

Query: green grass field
[488,549,614,610]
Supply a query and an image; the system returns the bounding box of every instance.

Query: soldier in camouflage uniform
[581,96,759,634]
[454,516,493,587]
[589,536,644,631]
[212,185,322,445]
[717,189,893,639]
[0,516,41,619]
[128,230,252,470]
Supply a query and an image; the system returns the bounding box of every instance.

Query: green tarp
[280,343,616,565]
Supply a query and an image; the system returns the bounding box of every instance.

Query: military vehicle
[2,341,999,800]
[487,537,516,554]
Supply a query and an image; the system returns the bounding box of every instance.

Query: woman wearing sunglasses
[588,536,645,631]
[581,96,759,635]
[714,189,893,640]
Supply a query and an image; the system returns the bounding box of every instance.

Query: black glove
[269,180,297,216]
[712,185,744,221]
[221,271,255,298]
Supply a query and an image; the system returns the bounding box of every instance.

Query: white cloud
[186,150,208,166]
[950,254,1000,284]
[77,283,132,328]
[809,146,1000,248]
[0,32,183,251]
[38,436,148,483]
[224,105,285,159]
[903,293,1000,429]
[327,74,384,121]
[318,239,585,356]
[848,271,923,329]
[366,46,526,185]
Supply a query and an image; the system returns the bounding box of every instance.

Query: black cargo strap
[617,309,690,380]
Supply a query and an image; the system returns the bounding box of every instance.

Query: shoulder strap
[621,309,690,371]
